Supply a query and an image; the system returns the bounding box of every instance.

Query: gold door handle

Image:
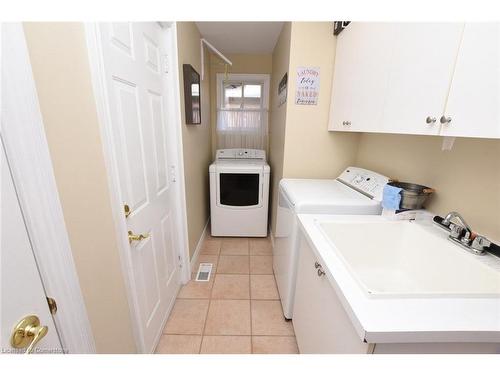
[128,230,150,244]
[10,315,49,354]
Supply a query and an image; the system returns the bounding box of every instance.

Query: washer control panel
[337,167,389,201]
[216,149,266,161]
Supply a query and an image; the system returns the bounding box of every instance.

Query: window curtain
[216,109,268,150]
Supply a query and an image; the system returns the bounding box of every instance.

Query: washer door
[217,171,262,208]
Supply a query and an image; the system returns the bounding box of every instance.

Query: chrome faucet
[441,211,473,244]
[434,211,492,255]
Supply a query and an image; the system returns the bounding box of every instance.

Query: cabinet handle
[440,116,452,125]
[317,268,326,277]
[426,116,436,124]
[342,121,351,126]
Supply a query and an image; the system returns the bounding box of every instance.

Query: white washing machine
[274,167,389,318]
[209,149,270,237]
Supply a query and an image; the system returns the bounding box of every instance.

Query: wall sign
[295,67,320,105]
[278,73,288,107]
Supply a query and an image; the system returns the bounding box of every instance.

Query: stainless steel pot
[388,181,435,210]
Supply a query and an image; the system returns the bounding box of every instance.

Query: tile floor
[156,236,299,354]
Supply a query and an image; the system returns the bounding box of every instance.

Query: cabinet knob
[314,262,326,276]
[426,116,436,124]
[440,116,452,125]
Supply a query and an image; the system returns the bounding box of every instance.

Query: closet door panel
[380,23,464,135]
[442,23,500,139]
[329,23,396,132]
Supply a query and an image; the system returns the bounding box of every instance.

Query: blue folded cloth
[382,184,402,210]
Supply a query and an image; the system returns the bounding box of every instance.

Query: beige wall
[269,22,291,234]
[268,22,360,234]
[209,53,272,154]
[282,22,359,178]
[23,22,136,353]
[176,22,212,258]
[355,134,500,241]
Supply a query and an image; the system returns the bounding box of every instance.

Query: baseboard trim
[190,219,210,274]
[268,224,275,248]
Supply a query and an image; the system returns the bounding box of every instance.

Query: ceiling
[195,22,284,54]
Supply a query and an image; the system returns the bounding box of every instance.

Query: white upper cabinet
[441,23,500,138]
[329,22,500,139]
[380,23,464,135]
[329,23,396,132]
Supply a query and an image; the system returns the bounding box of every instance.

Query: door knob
[440,115,452,124]
[10,315,48,354]
[128,230,150,244]
[426,116,436,124]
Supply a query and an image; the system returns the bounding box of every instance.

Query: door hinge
[170,165,176,182]
[162,55,169,74]
[46,297,57,315]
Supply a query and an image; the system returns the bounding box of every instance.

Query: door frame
[84,22,191,353]
[1,23,96,354]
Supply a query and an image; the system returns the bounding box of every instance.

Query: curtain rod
[200,38,233,80]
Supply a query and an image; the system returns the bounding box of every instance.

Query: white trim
[216,73,271,110]
[85,22,190,353]
[1,23,95,354]
[165,23,192,283]
[190,219,211,271]
[269,224,275,249]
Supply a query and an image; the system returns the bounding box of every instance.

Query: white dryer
[209,149,270,237]
[274,167,389,318]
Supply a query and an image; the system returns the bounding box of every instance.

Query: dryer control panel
[216,149,266,161]
[337,167,389,201]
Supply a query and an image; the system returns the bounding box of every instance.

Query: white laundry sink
[317,219,500,297]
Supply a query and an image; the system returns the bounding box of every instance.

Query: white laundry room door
[96,22,181,352]
[1,142,63,354]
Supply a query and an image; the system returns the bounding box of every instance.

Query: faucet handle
[460,231,472,245]
[471,235,491,253]
[449,223,464,239]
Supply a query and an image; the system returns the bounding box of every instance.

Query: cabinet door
[441,23,500,138]
[292,234,370,354]
[329,23,396,132]
[380,23,464,135]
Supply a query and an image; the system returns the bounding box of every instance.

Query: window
[216,74,270,150]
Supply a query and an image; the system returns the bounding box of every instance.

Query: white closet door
[97,22,181,352]
[380,23,464,135]
[329,23,396,132]
[441,23,500,139]
[1,144,62,354]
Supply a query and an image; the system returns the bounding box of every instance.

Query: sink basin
[318,219,500,297]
